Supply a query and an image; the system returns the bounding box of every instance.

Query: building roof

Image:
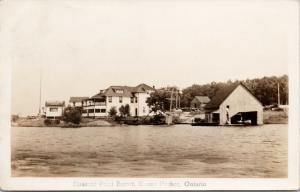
[191,96,211,104]
[90,92,106,99]
[45,101,65,107]
[69,97,89,103]
[91,83,155,98]
[133,83,156,92]
[205,83,244,109]
[104,86,134,97]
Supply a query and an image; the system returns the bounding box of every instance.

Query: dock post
[166,115,173,125]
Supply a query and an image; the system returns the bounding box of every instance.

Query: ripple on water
[11,124,288,177]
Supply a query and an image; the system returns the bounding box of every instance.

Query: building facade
[82,84,155,118]
[205,83,263,125]
[69,97,89,107]
[190,96,211,110]
[44,101,65,119]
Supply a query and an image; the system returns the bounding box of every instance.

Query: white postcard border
[0,0,299,190]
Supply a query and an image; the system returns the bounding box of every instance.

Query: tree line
[147,75,288,111]
[181,75,288,107]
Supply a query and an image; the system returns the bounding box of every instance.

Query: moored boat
[191,122,219,126]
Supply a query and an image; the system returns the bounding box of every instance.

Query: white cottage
[44,101,65,119]
[205,83,263,125]
[190,96,211,110]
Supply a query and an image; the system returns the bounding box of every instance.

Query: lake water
[12,124,287,177]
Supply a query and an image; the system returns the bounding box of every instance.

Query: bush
[115,115,125,122]
[109,107,117,117]
[124,104,130,116]
[54,119,60,125]
[63,107,82,124]
[11,115,19,122]
[119,105,126,117]
[119,104,130,117]
[44,119,61,126]
[150,114,165,125]
[44,119,52,126]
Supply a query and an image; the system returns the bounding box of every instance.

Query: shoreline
[12,110,288,128]
[12,122,288,128]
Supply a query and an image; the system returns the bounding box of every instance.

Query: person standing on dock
[226,105,231,125]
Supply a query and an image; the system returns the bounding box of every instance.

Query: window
[143,107,146,113]
[83,110,87,113]
[135,97,138,103]
[101,109,106,113]
[108,96,112,103]
[130,97,134,103]
[119,96,123,103]
[115,89,124,94]
[50,108,58,112]
[88,109,94,113]
[95,109,101,113]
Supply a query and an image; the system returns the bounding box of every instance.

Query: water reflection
[12,124,287,177]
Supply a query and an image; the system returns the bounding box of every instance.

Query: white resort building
[80,84,155,118]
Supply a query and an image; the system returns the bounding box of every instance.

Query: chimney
[100,90,104,93]
[152,85,155,89]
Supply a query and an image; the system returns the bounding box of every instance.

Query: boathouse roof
[205,83,260,110]
[205,83,239,109]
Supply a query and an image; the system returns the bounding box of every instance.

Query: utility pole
[178,94,181,108]
[175,90,178,109]
[277,83,280,106]
[169,89,174,112]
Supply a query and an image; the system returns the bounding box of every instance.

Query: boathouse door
[231,111,258,125]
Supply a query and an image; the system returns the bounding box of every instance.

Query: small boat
[191,122,219,126]
[191,117,219,126]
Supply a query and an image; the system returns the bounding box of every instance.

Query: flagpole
[39,63,42,116]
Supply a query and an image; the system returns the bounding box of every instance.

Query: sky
[3,0,297,116]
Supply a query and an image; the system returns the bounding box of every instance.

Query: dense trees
[146,87,180,113]
[147,75,288,111]
[242,75,288,106]
[180,81,229,107]
[181,75,288,107]
[146,89,171,112]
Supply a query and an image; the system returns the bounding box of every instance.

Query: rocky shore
[12,117,114,128]
[263,110,288,124]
